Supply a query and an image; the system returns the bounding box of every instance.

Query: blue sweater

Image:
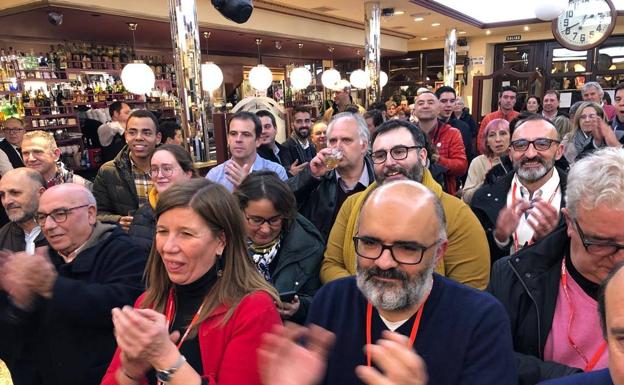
[538,369,613,385]
[306,274,518,385]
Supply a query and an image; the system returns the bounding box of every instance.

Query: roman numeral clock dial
[552,0,617,51]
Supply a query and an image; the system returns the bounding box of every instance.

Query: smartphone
[279,290,297,303]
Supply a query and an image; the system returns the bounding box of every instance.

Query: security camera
[48,11,63,26]
[211,0,253,24]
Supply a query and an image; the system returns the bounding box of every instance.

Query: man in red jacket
[414,92,467,195]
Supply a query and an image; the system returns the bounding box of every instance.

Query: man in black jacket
[488,147,624,385]
[0,168,47,253]
[282,106,316,176]
[256,110,290,170]
[288,112,373,241]
[471,115,565,263]
[0,183,146,385]
[0,117,25,176]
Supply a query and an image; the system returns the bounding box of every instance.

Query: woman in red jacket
[101,179,281,385]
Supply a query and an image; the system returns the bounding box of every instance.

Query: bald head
[41,183,96,207]
[359,180,447,241]
[0,167,46,224]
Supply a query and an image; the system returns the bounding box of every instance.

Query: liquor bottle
[112,46,121,70]
[43,91,52,115]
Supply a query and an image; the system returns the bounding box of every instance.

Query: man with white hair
[0,183,147,385]
[582,82,616,121]
[288,112,374,240]
[260,180,517,385]
[489,147,624,385]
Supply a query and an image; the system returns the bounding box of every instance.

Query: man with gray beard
[263,181,516,385]
[471,114,566,263]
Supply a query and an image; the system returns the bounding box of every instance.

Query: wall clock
[551,0,617,51]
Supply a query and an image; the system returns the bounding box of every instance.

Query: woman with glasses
[461,119,510,204]
[234,171,324,323]
[101,179,280,385]
[129,144,196,253]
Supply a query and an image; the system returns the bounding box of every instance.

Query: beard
[296,127,310,139]
[5,203,36,224]
[376,161,424,185]
[356,261,435,312]
[514,155,554,183]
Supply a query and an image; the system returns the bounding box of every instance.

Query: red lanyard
[365,292,430,367]
[560,260,607,371]
[511,182,559,252]
[164,288,204,349]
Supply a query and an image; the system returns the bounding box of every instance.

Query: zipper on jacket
[508,258,543,358]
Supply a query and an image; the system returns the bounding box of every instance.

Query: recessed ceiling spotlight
[421,37,429,41]
[486,30,492,35]
[432,22,441,27]
[524,25,530,31]
[414,17,424,22]
[394,10,405,15]
[458,31,467,34]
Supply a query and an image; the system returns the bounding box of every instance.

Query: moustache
[365,266,408,282]
[520,156,546,167]
[383,165,409,177]
[6,203,20,210]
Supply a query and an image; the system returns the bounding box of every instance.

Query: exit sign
[506,35,522,41]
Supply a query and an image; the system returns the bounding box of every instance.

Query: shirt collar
[335,163,370,192]
[512,168,560,200]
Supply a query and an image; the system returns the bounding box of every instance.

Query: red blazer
[100,291,281,385]
[429,122,468,196]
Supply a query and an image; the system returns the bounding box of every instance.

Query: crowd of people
[0,80,622,385]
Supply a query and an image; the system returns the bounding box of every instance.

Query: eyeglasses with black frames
[509,138,560,152]
[370,145,422,164]
[574,219,624,257]
[352,235,440,265]
[245,214,283,228]
[36,204,90,226]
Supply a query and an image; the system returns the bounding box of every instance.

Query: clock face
[552,0,617,50]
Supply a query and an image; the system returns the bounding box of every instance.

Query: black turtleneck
[146,267,218,384]
[565,252,600,300]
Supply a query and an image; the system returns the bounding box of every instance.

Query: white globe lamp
[249,64,273,91]
[321,68,341,89]
[121,61,155,95]
[201,62,224,92]
[534,0,567,21]
[349,69,369,89]
[380,71,388,88]
[290,66,312,90]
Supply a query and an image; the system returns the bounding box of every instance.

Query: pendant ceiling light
[290,43,312,90]
[349,69,369,89]
[201,31,224,92]
[121,23,155,95]
[321,47,342,90]
[249,38,273,91]
[534,0,567,21]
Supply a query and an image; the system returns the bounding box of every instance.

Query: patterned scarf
[248,237,281,282]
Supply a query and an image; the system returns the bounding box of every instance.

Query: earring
[216,254,224,277]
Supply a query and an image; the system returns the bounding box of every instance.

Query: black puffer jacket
[93,146,139,223]
[487,224,583,385]
[269,214,324,324]
[128,201,156,254]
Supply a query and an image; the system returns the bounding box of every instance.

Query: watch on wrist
[155,354,186,383]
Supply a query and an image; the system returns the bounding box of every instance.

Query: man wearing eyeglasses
[260,181,516,385]
[0,183,146,385]
[471,114,566,262]
[322,119,489,290]
[488,148,624,385]
[0,117,25,176]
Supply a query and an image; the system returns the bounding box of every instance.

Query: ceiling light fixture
[201,31,223,93]
[249,38,273,91]
[458,31,467,35]
[414,17,424,21]
[524,25,530,31]
[432,22,441,27]
[290,43,312,90]
[321,47,341,90]
[121,22,155,95]
[486,30,492,35]
[394,10,405,15]
[421,37,429,41]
